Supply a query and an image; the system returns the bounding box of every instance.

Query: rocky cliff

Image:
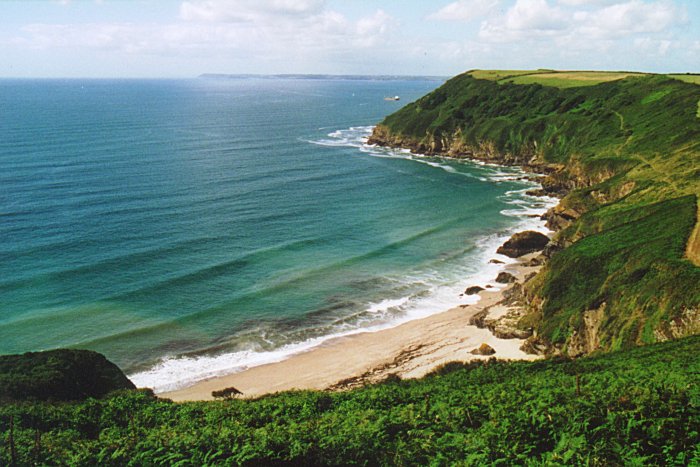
[369,71,700,356]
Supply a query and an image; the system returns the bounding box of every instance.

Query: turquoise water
[0,78,552,391]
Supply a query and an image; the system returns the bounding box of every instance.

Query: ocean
[0,77,554,392]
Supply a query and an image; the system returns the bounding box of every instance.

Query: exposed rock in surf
[525,188,548,197]
[496,231,549,258]
[464,286,485,295]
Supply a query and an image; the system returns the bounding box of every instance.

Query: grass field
[668,74,700,116]
[467,70,662,88]
[467,69,550,81]
[669,74,700,85]
[505,71,647,88]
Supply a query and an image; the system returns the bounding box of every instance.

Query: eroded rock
[464,286,485,295]
[495,272,517,284]
[470,343,496,355]
[496,231,550,258]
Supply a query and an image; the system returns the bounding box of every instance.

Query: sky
[1,0,698,78]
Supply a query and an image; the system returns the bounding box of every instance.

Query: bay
[0,77,551,390]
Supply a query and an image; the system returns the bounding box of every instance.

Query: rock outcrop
[495,272,517,283]
[566,303,606,357]
[464,286,485,295]
[496,231,550,258]
[470,343,496,355]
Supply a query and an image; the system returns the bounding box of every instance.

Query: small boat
[384,95,400,101]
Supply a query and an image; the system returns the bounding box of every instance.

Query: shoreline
[128,138,559,396]
[157,138,560,402]
[162,252,544,401]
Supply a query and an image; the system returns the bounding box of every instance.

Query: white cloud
[11,3,401,73]
[480,0,684,43]
[634,37,673,55]
[354,10,396,47]
[180,0,326,23]
[479,0,569,41]
[15,22,245,55]
[356,9,392,36]
[575,0,684,39]
[556,0,623,5]
[427,0,500,22]
[503,0,568,30]
[4,0,695,77]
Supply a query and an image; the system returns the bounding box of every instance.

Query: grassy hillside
[1,336,698,465]
[669,74,700,85]
[469,69,648,88]
[369,70,700,355]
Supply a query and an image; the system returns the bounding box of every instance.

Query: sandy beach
[163,252,543,401]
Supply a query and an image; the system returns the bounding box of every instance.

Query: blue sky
[1,0,698,78]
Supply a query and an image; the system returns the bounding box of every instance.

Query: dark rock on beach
[469,309,489,328]
[495,272,517,284]
[470,343,496,355]
[464,286,485,295]
[496,231,549,258]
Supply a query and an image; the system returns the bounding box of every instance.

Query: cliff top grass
[668,73,700,85]
[467,69,700,89]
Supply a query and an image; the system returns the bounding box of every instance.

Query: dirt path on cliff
[686,199,700,267]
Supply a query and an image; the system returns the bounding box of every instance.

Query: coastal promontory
[369,69,700,356]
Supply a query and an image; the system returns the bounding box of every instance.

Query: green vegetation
[468,69,649,88]
[539,195,699,348]
[0,349,135,402]
[502,71,646,88]
[1,337,698,465]
[467,69,551,82]
[669,73,700,85]
[372,71,700,354]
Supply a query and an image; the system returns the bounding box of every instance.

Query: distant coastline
[199,73,448,82]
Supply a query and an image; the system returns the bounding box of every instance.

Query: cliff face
[368,125,539,167]
[370,72,700,356]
